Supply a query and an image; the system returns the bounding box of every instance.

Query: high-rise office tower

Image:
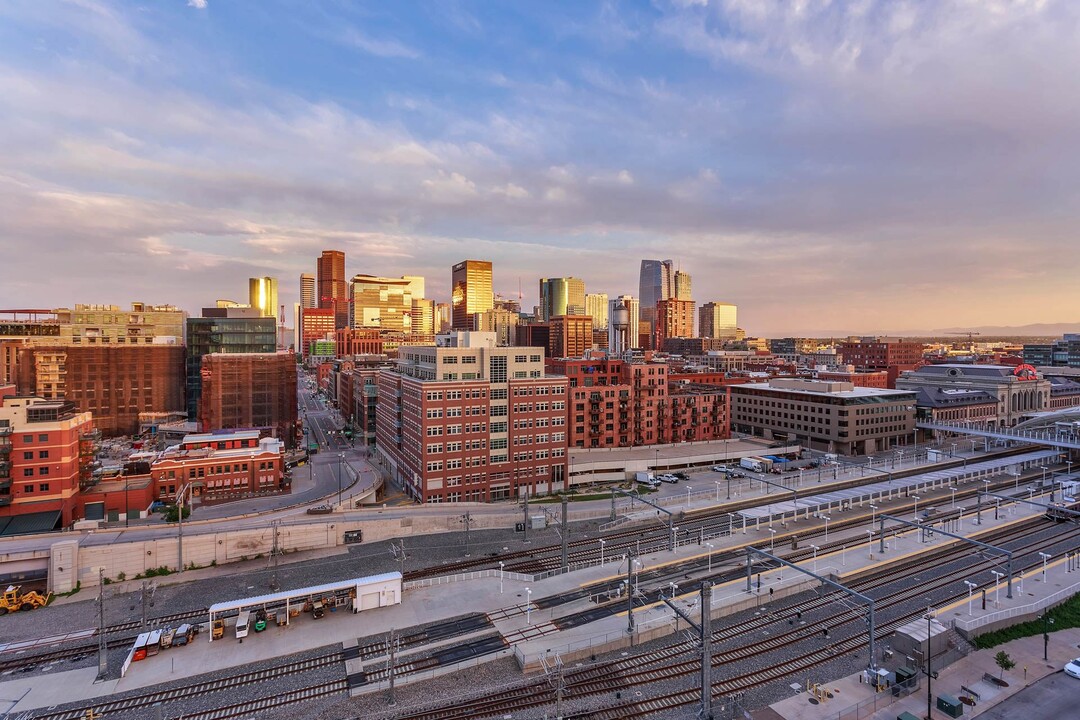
[538,277,586,322]
[451,260,493,330]
[699,302,738,339]
[608,295,639,356]
[674,270,692,300]
[585,292,609,330]
[248,276,279,318]
[639,259,674,346]
[655,298,696,350]
[411,298,436,339]
[300,273,316,309]
[317,250,348,329]
[349,275,424,333]
[435,303,452,333]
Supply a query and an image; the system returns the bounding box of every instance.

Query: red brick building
[334,327,384,357]
[815,368,890,388]
[839,338,925,388]
[197,353,298,448]
[655,299,695,350]
[15,344,185,437]
[300,308,336,360]
[149,429,286,502]
[549,315,592,360]
[376,334,568,503]
[0,396,95,527]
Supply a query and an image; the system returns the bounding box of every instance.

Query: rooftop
[735,378,916,399]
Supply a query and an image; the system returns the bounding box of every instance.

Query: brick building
[334,327,384,357]
[549,315,592,359]
[15,344,185,437]
[0,396,95,527]
[814,367,890,389]
[150,429,286,502]
[197,353,298,448]
[839,337,925,387]
[301,308,336,361]
[376,332,568,503]
[655,298,695,350]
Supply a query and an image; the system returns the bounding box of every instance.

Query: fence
[403,568,531,590]
[835,675,920,720]
[953,578,1080,634]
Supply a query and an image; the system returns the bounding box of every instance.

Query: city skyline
[2,2,1080,335]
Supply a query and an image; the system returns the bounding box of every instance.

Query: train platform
[0,475,1071,715]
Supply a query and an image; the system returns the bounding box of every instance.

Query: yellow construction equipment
[0,584,51,614]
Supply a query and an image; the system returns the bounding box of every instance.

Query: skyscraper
[538,277,586,322]
[700,302,738,339]
[655,298,696,350]
[585,292,609,330]
[299,273,316,309]
[248,276,278,318]
[349,275,424,333]
[186,307,276,420]
[674,270,692,300]
[451,260,493,330]
[639,259,674,346]
[317,250,348,329]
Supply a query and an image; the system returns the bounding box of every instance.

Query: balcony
[0,425,11,437]
[0,496,11,507]
[0,461,9,478]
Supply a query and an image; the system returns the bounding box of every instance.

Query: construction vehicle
[0,585,51,614]
[211,618,225,639]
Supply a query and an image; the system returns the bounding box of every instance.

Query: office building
[655,298,696,350]
[607,295,639,356]
[197,353,299,448]
[674,270,692,300]
[1023,334,1080,368]
[300,273,317,309]
[516,322,551,352]
[334,328,384,357]
[412,298,436,339]
[639,259,674,346]
[699,302,738,339]
[149,429,286,502]
[729,378,917,455]
[248,277,278,318]
[539,277,586,322]
[317,250,348,329]
[451,260,493,331]
[349,275,424,333]
[300,308,336,361]
[770,337,818,357]
[185,308,276,421]
[549,315,593,359]
[585,293,609,331]
[15,345,185,437]
[839,337,925,386]
[0,396,95,526]
[473,307,519,347]
[435,303,452,333]
[375,332,568,503]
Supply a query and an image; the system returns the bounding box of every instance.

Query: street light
[686,486,693,506]
[1039,552,1051,582]
[669,581,679,599]
[768,528,776,551]
[705,542,714,572]
[912,495,921,520]
[526,587,532,624]
[599,539,606,566]
[1043,613,1055,661]
[869,504,878,526]
[991,571,1004,605]
[866,530,874,560]
[715,481,722,502]
[338,452,345,507]
[809,544,819,572]
[950,485,956,508]
[963,580,977,615]
[821,514,831,541]
[499,561,504,594]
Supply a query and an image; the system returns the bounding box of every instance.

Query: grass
[974,591,1080,649]
[531,485,658,504]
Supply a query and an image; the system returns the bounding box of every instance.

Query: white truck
[740,457,770,473]
[634,471,658,486]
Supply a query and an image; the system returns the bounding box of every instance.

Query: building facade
[549,315,593,360]
[349,275,424,332]
[639,259,674,347]
[655,298,696,350]
[197,353,298,448]
[248,277,279,318]
[585,293,608,331]
[839,337,925,387]
[539,277,586,322]
[0,396,95,526]
[185,309,277,420]
[375,333,568,503]
[301,308,336,360]
[607,295,639,356]
[451,260,493,331]
[474,307,519,347]
[699,302,738,339]
[149,430,286,502]
[730,378,917,455]
[1023,334,1080,368]
[674,270,692,300]
[317,250,348,329]
[895,364,1050,427]
[300,273,317,309]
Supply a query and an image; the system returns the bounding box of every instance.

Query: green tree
[995,650,1016,679]
[161,504,191,522]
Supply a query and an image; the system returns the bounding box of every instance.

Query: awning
[0,511,62,537]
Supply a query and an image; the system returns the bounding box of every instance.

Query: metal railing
[836,675,920,720]
[953,579,1080,633]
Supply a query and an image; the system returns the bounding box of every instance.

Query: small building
[150,429,286,502]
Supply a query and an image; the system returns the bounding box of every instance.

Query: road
[975,671,1076,719]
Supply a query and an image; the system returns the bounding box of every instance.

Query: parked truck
[634,471,658,487]
[739,457,771,473]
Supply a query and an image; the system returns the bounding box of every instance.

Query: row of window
[20,434,51,443]
[22,450,49,460]
[22,467,49,477]
[425,389,487,401]
[513,386,565,396]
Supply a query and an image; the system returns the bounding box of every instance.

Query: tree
[995,650,1016,679]
[161,504,191,523]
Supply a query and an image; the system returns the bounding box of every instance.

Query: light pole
[809,544,819,572]
[705,542,714,572]
[338,452,345,506]
[1039,552,1051,582]
[526,587,532,624]
[1043,613,1055,661]
[669,581,678,599]
[499,561,504,594]
[964,580,977,615]
[715,481,722,502]
[768,528,776,551]
[686,486,692,506]
[950,485,956,508]
[912,495,920,520]
[599,539,606,566]
[821,514,831,541]
[869,504,878,527]
[991,570,1004,605]
[1041,465,1048,489]
[867,530,874,560]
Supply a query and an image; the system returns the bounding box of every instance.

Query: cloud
[340,27,420,59]
[187,0,207,9]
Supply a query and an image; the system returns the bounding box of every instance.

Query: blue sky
[1,0,1079,335]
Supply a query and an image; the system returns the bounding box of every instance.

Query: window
[39,483,50,492]
[23,452,32,460]
[39,466,49,476]
[515,355,527,362]
[489,356,507,383]
[491,388,508,400]
[38,434,48,442]
[38,450,49,459]
[22,435,33,443]
[23,468,33,477]
[24,484,33,493]
[530,355,541,362]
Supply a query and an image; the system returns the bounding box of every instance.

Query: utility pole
[523,490,530,543]
[390,539,408,576]
[269,520,282,591]
[610,488,617,522]
[560,495,569,571]
[460,512,472,557]
[661,580,713,719]
[140,581,156,631]
[386,628,398,707]
[97,568,107,680]
[626,552,636,636]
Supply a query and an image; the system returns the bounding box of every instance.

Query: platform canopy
[208,571,402,621]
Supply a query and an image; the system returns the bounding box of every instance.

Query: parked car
[711,465,729,473]
[673,472,690,481]
[1065,657,1080,679]
[730,471,747,478]
[306,504,333,515]
[658,474,678,484]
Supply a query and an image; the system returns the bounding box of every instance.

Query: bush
[143,566,173,578]
[974,592,1080,649]
[161,504,191,523]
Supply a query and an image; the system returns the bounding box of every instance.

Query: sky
[1,0,1079,336]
